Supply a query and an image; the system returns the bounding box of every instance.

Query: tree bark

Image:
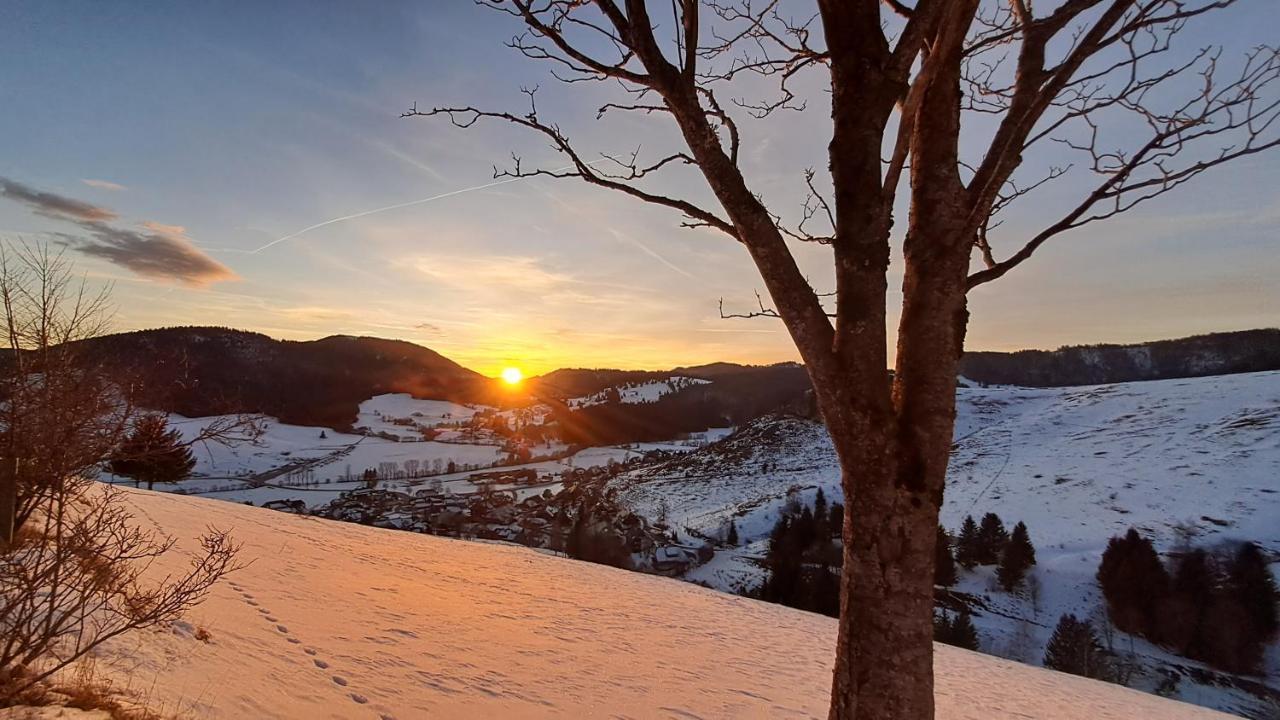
[828,449,942,720]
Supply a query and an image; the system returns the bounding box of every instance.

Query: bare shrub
[0,242,248,706]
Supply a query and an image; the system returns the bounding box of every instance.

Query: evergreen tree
[950,611,979,651]
[933,611,979,650]
[1097,528,1169,637]
[997,521,1036,591]
[934,525,957,587]
[1162,548,1214,655]
[932,611,952,643]
[109,414,196,490]
[956,515,980,569]
[813,565,840,617]
[566,503,589,559]
[976,512,1008,565]
[1227,542,1279,641]
[813,488,829,538]
[1043,614,1113,681]
[727,520,739,546]
[828,502,844,538]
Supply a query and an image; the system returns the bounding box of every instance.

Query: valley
[110,355,1280,717]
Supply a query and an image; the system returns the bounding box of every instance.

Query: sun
[500,367,523,386]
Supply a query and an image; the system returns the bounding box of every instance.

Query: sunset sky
[2,1,1276,376]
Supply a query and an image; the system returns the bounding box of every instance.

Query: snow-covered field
[85,488,1230,719]
[611,370,1280,715]
[117,410,715,512]
[354,394,481,441]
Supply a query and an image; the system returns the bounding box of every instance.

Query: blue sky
[1,1,1276,375]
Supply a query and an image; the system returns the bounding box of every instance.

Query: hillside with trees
[960,330,1280,387]
[19,326,496,429]
[546,363,812,445]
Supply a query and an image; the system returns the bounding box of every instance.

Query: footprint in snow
[276,625,289,633]
[303,647,317,656]
[349,693,368,705]
[265,615,278,622]
[286,637,301,645]
[332,676,348,686]
[246,600,259,606]
[257,608,270,615]
[313,659,329,669]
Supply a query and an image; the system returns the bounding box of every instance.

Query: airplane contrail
[226,161,603,255]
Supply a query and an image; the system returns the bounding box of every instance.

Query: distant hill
[67,327,494,429]
[32,326,1278,435]
[959,329,1280,387]
[538,363,813,445]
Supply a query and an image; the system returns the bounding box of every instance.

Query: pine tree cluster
[750,489,843,617]
[949,512,1037,591]
[1098,529,1278,673]
[933,610,979,650]
[1043,614,1115,681]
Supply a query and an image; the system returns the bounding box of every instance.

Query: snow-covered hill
[607,370,1280,715]
[616,371,1279,556]
[567,377,711,408]
[85,489,1228,719]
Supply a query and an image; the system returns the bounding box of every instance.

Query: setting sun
[500,367,523,386]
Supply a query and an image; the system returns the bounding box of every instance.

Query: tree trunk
[826,236,968,719]
[826,429,947,720]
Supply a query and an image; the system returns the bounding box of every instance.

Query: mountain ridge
[17,325,1279,433]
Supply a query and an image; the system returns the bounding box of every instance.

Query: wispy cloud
[1,177,118,222]
[414,254,572,293]
[607,228,697,279]
[227,161,607,256]
[70,221,237,287]
[0,177,235,287]
[81,178,128,192]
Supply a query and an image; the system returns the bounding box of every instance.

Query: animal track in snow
[349,693,368,704]
[313,659,329,669]
[332,676,348,686]
[276,625,289,633]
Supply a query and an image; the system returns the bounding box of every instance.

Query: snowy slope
[85,489,1228,720]
[608,371,1280,714]
[615,371,1279,555]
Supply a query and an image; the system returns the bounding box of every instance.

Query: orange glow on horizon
[501,367,524,386]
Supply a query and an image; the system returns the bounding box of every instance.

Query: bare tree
[0,485,241,700]
[406,2,1278,717]
[0,242,248,703]
[0,243,258,534]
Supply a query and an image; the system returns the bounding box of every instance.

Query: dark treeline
[551,364,811,445]
[29,327,492,430]
[746,489,843,616]
[949,512,1037,592]
[960,329,1280,387]
[753,495,988,651]
[1098,529,1278,674]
